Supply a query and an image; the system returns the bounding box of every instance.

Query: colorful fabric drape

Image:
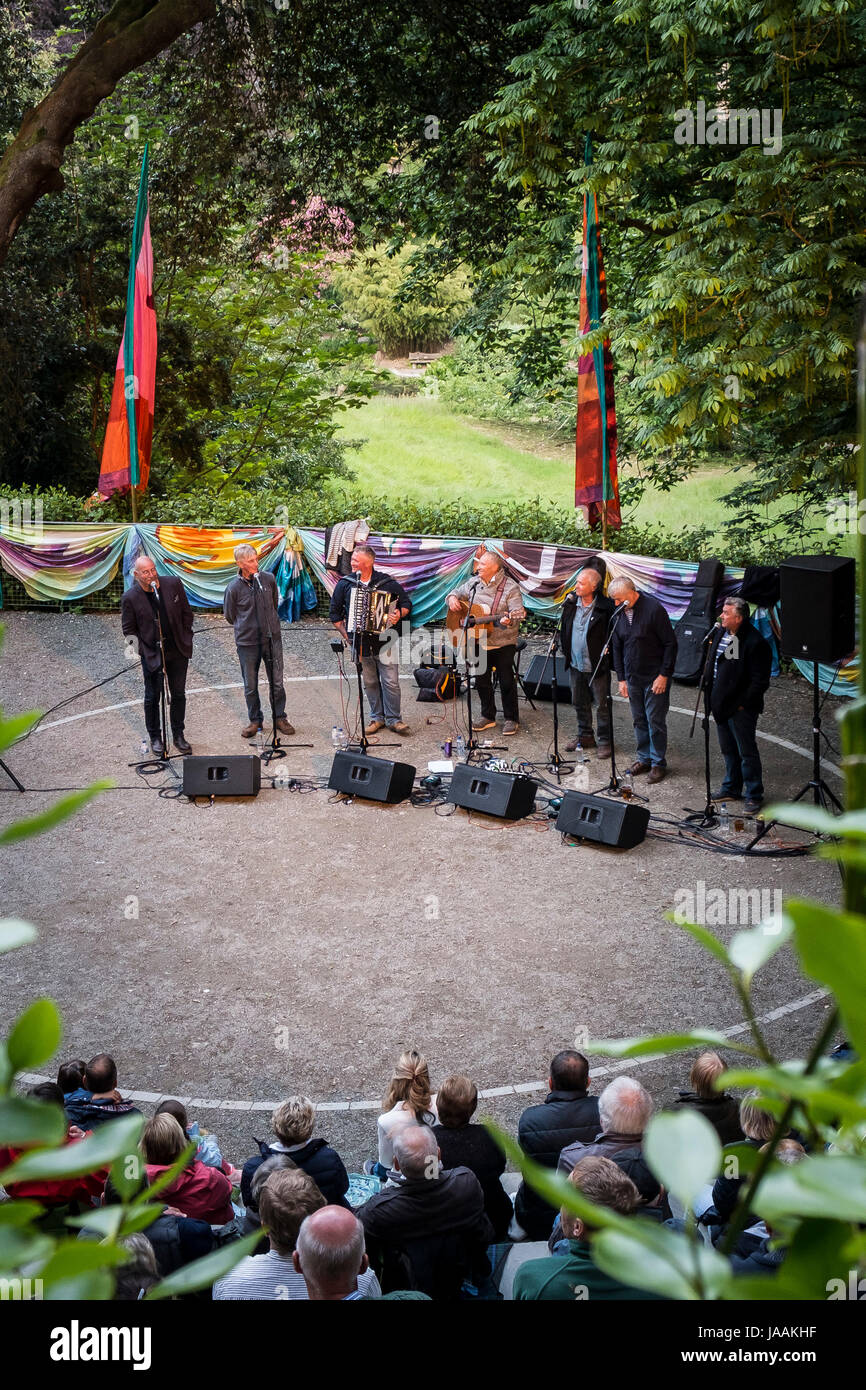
[98,146,157,499]
[575,135,621,532]
[0,521,856,694]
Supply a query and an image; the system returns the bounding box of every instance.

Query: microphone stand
[684,625,720,827]
[532,628,572,782]
[456,582,505,763]
[0,758,24,792]
[589,605,626,796]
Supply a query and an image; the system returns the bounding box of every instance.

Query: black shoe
[173,733,192,755]
[150,736,164,758]
[712,789,742,801]
[744,799,763,816]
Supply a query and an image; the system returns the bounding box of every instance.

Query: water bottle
[338,727,347,750]
[621,769,634,800]
[719,802,730,832]
[331,725,340,750]
[455,733,466,758]
[139,738,148,761]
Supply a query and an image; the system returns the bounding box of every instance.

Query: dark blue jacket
[514,1089,601,1239]
[611,592,678,684]
[707,618,772,722]
[64,1092,142,1129]
[241,1137,351,1210]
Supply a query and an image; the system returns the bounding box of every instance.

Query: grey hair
[120,1233,159,1278]
[723,595,750,620]
[580,567,602,589]
[392,1123,439,1179]
[609,576,637,596]
[250,1153,297,1207]
[598,1076,653,1135]
[296,1210,365,1284]
[233,543,257,562]
[132,556,155,574]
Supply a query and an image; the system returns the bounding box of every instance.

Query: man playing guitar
[446,549,526,736]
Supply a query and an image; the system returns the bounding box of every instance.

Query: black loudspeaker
[182,755,261,798]
[555,791,649,849]
[447,762,538,819]
[779,555,855,664]
[524,653,571,701]
[328,751,416,804]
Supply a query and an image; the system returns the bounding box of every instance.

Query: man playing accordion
[330,544,413,735]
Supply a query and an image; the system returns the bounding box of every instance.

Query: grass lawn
[330,393,788,537]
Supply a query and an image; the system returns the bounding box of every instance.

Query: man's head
[721,596,749,633]
[435,1075,478,1129]
[609,576,639,608]
[561,1155,640,1241]
[292,1206,368,1300]
[259,1166,326,1255]
[549,1049,590,1094]
[575,567,603,601]
[350,544,376,578]
[233,543,259,578]
[598,1076,652,1136]
[132,556,158,591]
[392,1124,440,1181]
[84,1053,118,1095]
[689,1051,726,1100]
[271,1097,315,1147]
[477,550,504,585]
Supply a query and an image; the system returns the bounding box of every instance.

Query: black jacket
[611,593,678,684]
[240,1137,351,1210]
[706,619,772,723]
[559,592,617,674]
[329,568,412,658]
[674,1092,744,1146]
[223,570,282,646]
[514,1090,601,1239]
[432,1123,512,1241]
[121,575,193,673]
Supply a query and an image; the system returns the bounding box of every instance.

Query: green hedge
[0,484,804,567]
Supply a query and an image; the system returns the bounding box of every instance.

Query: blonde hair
[272,1097,315,1146]
[383,1048,432,1118]
[740,1091,779,1143]
[689,1051,726,1099]
[142,1113,187,1166]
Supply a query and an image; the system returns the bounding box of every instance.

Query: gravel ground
[0,610,844,1170]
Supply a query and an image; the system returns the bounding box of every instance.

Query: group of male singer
[121,542,772,809]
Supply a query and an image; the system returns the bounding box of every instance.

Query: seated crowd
[0,1045,807,1300]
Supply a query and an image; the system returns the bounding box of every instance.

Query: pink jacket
[145,1159,233,1224]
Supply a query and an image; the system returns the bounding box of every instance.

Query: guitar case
[673,557,725,684]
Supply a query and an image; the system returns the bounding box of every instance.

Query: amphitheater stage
[0,610,843,1169]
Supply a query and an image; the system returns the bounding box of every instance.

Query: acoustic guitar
[445,599,513,650]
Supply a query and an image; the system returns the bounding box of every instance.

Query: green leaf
[720,1064,866,1125]
[145,1230,263,1300]
[0,781,114,846]
[756,1156,866,1224]
[0,709,41,753]
[592,1222,732,1301]
[763,804,866,838]
[37,1237,130,1285]
[643,1111,722,1211]
[788,898,866,1056]
[728,914,793,988]
[0,1226,54,1268]
[0,919,37,954]
[587,1031,759,1058]
[65,1203,167,1242]
[7,998,62,1071]
[0,1113,142,1186]
[666,916,731,966]
[0,1199,44,1226]
[0,1095,67,1148]
[43,1271,115,1301]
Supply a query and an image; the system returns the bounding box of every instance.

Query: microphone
[701,620,723,643]
[150,580,159,593]
[253,572,264,593]
[613,599,629,613]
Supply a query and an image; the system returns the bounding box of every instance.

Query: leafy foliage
[333,242,471,356]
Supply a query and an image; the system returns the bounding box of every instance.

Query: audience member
[293,1206,371,1300]
[558,1075,652,1175]
[114,1234,159,1301]
[57,1059,86,1097]
[214,1168,381,1300]
[63,1054,142,1129]
[675,1052,744,1144]
[241,1097,350,1209]
[0,1083,108,1209]
[92,1174,215,1276]
[514,1049,600,1239]
[141,1114,233,1225]
[357,1125,494,1298]
[374,1048,438,1176]
[703,1091,781,1227]
[155,1098,237,1178]
[513,1156,667,1301]
[728,1140,806,1271]
[432,1074,512,1241]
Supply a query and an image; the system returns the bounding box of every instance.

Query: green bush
[333,242,471,356]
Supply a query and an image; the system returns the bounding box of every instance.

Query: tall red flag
[575,136,620,536]
[98,146,156,500]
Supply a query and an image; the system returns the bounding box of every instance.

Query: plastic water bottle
[331,726,340,750]
[139,738,148,761]
[455,733,466,758]
[719,802,730,832]
[338,727,347,750]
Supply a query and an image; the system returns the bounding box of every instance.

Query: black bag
[414,666,463,702]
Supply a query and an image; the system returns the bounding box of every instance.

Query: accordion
[348,583,392,635]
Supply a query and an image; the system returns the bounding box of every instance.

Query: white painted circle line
[18,987,830,1112]
[32,685,843,778]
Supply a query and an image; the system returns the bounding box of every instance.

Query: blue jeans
[627,678,670,767]
[715,708,763,801]
[237,640,286,724]
[569,665,611,744]
[361,653,402,724]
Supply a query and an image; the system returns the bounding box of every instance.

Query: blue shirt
[570,599,595,674]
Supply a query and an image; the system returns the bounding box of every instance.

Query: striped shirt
[213,1250,382,1301]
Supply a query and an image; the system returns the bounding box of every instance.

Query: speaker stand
[683,624,719,828]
